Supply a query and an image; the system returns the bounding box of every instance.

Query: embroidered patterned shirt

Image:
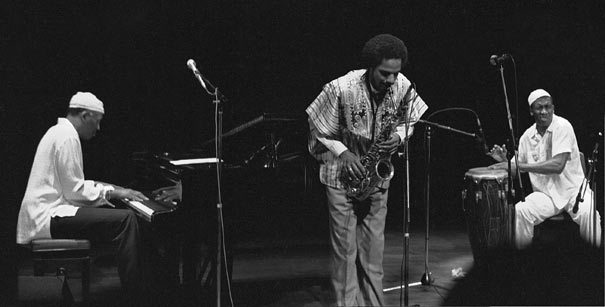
[306,69,428,188]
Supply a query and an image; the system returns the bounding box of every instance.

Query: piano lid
[195,112,307,165]
[200,112,304,147]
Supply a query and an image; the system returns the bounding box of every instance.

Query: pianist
[16,92,149,300]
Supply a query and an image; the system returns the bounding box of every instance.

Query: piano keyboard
[124,196,177,223]
[127,200,155,219]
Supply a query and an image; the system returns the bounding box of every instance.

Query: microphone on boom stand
[187,58,232,307]
[572,183,584,214]
[490,52,525,203]
[187,59,229,102]
[489,54,511,66]
[573,137,601,213]
[475,117,490,155]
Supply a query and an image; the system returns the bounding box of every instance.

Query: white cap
[527,89,551,107]
[69,92,105,114]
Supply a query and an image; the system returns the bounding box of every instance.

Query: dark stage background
[1,0,604,304]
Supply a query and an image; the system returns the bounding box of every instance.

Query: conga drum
[462,167,515,263]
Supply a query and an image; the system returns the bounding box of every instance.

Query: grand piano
[120,113,319,297]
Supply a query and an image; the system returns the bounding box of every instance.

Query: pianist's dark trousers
[51,207,142,296]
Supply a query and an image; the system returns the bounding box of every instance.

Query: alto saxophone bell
[375,159,395,181]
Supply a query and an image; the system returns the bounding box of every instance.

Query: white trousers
[515,191,602,249]
[326,186,388,307]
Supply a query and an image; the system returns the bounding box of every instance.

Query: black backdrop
[1,0,604,303]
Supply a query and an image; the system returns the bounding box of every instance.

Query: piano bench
[533,212,580,248]
[29,239,91,303]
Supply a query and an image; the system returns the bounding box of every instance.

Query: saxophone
[344,97,409,201]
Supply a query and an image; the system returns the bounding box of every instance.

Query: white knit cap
[69,92,105,114]
[527,89,551,107]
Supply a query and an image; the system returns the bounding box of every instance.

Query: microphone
[489,54,511,66]
[475,117,490,155]
[186,59,228,102]
[186,59,209,91]
[572,183,584,213]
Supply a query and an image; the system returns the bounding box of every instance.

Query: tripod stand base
[421,272,435,285]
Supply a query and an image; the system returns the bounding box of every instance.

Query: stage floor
[17,223,604,306]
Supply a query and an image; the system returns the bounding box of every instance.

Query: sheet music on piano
[169,157,221,166]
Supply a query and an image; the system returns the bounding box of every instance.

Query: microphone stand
[417,119,476,139]
[575,142,600,247]
[190,67,230,307]
[421,124,433,287]
[589,144,599,247]
[416,119,476,287]
[495,61,525,204]
[397,117,476,306]
[214,91,224,307]
[401,103,412,307]
[580,142,600,247]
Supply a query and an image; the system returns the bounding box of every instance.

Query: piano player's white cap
[69,92,105,114]
[527,89,551,108]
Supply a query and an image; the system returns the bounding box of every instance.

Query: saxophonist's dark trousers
[326,186,388,306]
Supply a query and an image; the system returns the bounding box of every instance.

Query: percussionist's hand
[377,133,401,154]
[488,160,518,176]
[153,182,182,202]
[340,150,366,181]
[111,188,148,201]
[488,161,509,170]
[488,144,508,162]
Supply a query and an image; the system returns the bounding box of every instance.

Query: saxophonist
[306,34,428,306]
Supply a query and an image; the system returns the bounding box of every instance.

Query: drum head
[465,167,508,180]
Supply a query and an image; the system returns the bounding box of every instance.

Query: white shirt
[16,118,112,244]
[518,114,584,209]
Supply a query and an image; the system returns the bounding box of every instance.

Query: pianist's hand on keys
[110,188,149,202]
[152,181,182,202]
